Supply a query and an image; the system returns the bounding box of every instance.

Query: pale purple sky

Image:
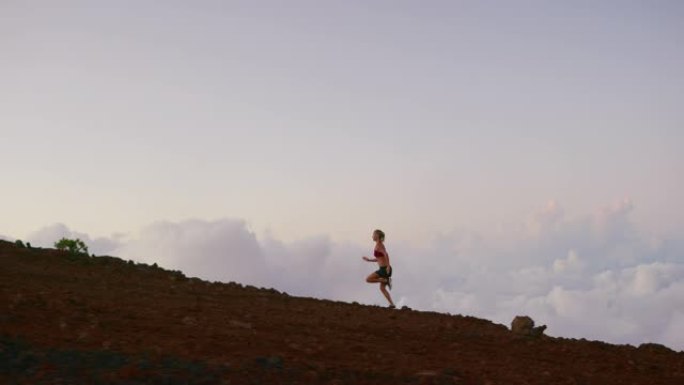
[1,1,684,350]
[2,0,682,242]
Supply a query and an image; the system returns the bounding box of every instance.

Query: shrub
[14,240,25,248]
[54,238,89,255]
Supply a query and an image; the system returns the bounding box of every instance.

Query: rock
[229,320,253,329]
[511,315,533,334]
[118,364,143,380]
[77,330,89,341]
[511,315,547,337]
[255,355,283,369]
[415,370,458,385]
[304,370,319,382]
[532,324,547,336]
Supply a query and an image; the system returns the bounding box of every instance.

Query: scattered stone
[304,369,319,382]
[77,330,89,341]
[255,355,283,369]
[415,370,441,385]
[229,320,253,329]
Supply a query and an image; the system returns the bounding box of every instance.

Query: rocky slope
[1,240,683,384]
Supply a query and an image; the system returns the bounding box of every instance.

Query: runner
[362,229,395,308]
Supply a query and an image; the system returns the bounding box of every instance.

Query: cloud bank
[27,223,123,256]
[17,199,684,351]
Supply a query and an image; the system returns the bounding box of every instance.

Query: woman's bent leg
[366,272,382,283]
[367,273,389,284]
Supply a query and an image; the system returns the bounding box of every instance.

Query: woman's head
[372,229,385,242]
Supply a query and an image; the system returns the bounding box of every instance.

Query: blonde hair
[374,229,385,242]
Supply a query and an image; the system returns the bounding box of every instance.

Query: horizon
[2,1,683,351]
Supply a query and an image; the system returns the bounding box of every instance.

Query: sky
[1,1,683,350]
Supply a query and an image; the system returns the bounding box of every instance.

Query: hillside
[1,240,683,384]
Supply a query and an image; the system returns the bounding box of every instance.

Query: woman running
[362,229,395,308]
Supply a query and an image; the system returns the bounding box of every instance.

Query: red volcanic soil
[1,240,683,384]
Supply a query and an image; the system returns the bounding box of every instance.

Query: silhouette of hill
[1,240,683,384]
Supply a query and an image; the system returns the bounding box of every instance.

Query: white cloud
[114,219,267,286]
[27,223,122,255]
[113,219,374,303]
[11,199,684,351]
[526,199,564,236]
[662,311,684,350]
[552,250,584,274]
[391,200,684,350]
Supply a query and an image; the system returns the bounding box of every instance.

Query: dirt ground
[2,240,683,384]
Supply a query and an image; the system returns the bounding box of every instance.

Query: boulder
[511,315,547,337]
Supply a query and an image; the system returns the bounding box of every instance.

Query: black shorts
[376,266,392,278]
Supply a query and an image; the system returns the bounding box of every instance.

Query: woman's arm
[362,256,377,262]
